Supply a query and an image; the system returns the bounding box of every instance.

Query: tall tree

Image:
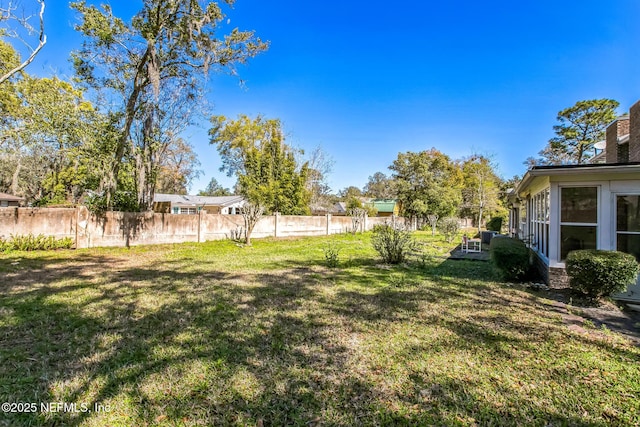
[390,149,462,222]
[459,154,504,234]
[533,99,619,165]
[71,0,268,210]
[338,186,363,200]
[155,138,202,194]
[305,145,334,211]
[198,177,232,196]
[0,42,104,205]
[364,171,395,199]
[210,114,310,215]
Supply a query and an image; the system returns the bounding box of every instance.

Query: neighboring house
[508,100,640,302]
[312,199,399,217]
[0,192,24,207]
[153,194,246,215]
[369,199,399,217]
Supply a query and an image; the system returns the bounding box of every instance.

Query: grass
[0,231,639,426]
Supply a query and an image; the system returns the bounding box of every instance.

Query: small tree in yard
[348,207,367,234]
[427,214,438,236]
[241,202,264,245]
[372,223,416,264]
[438,217,460,243]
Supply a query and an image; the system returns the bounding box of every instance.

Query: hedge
[489,236,530,281]
[486,217,503,232]
[566,250,639,299]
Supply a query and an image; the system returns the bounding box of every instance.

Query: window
[560,187,598,260]
[616,195,640,262]
[172,207,180,214]
[528,188,550,258]
[180,207,197,215]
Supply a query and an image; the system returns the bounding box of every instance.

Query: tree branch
[0,0,46,85]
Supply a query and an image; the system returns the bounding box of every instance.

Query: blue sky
[18,0,640,193]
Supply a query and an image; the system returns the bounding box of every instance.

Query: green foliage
[364,172,395,199]
[460,154,505,233]
[371,223,416,264]
[346,197,377,217]
[322,242,341,268]
[566,250,639,299]
[0,46,105,206]
[0,234,74,252]
[438,217,460,243]
[85,190,139,214]
[390,149,462,220]
[486,217,503,232]
[71,0,268,210]
[198,177,232,197]
[210,115,310,215]
[489,237,530,281]
[531,99,619,165]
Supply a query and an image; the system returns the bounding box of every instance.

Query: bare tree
[427,214,438,236]
[0,0,46,84]
[241,202,264,245]
[348,207,367,234]
[305,145,334,210]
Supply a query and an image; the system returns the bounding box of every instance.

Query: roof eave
[516,163,640,196]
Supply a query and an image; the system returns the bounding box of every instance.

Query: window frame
[614,193,640,262]
[558,185,600,261]
[527,188,550,260]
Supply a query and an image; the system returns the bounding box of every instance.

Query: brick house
[509,100,640,301]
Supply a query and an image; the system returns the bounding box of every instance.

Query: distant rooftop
[154,194,245,207]
[0,192,24,201]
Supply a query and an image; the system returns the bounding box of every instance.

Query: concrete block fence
[0,207,400,249]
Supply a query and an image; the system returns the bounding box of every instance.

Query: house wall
[606,116,630,163]
[630,101,640,162]
[521,176,640,300]
[0,207,400,249]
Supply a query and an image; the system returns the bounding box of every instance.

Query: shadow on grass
[0,250,638,426]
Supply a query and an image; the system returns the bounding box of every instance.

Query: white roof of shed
[154,194,245,207]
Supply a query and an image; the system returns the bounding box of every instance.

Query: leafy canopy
[71,0,268,210]
[529,99,619,166]
[210,114,310,215]
[390,148,462,219]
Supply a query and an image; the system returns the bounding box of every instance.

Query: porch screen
[528,189,549,258]
[560,187,597,260]
[617,195,640,262]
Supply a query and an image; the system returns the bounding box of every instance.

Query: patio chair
[462,235,481,253]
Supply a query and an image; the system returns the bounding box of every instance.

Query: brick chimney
[630,101,640,162]
[605,114,630,163]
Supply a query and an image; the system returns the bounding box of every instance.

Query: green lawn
[0,232,638,426]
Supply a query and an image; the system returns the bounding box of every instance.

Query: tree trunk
[11,159,22,195]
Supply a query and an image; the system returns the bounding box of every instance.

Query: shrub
[486,216,503,232]
[566,250,639,299]
[372,223,415,264]
[438,217,460,243]
[0,234,74,252]
[489,236,530,281]
[322,242,341,268]
[0,237,11,252]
